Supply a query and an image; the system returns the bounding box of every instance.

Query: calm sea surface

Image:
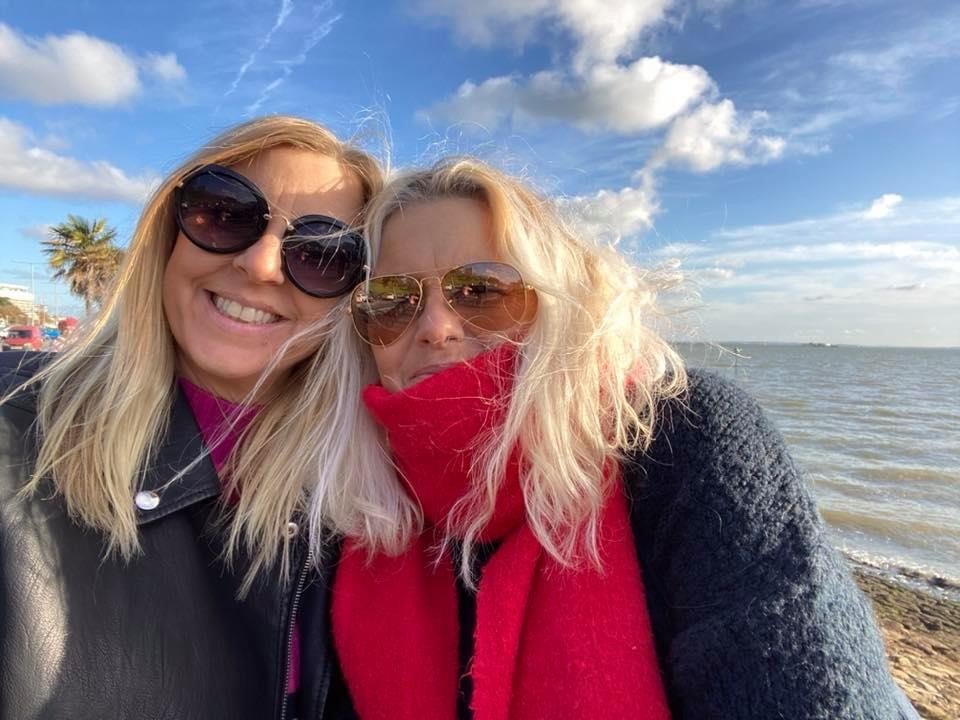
[679,343,960,598]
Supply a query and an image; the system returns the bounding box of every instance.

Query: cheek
[290,294,338,325]
[162,240,190,324]
[371,344,406,391]
[164,234,216,295]
[281,296,340,362]
[162,236,226,338]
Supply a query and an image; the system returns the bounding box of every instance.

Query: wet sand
[855,571,960,720]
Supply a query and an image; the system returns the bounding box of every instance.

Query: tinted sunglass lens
[444,263,530,332]
[352,276,422,346]
[283,219,364,298]
[178,171,265,252]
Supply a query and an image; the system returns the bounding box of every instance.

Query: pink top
[178,378,301,695]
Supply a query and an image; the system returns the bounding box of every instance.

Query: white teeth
[213,294,280,325]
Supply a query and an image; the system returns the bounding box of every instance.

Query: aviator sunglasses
[350,261,536,347]
[174,164,366,298]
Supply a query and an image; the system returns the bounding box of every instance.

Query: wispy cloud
[0,117,158,202]
[246,11,342,114]
[224,0,295,98]
[653,195,960,344]
[829,17,960,88]
[757,6,960,146]
[215,1,342,115]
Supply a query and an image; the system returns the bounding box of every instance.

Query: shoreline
[845,553,960,603]
[854,570,960,720]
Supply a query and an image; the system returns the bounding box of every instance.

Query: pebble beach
[855,571,960,720]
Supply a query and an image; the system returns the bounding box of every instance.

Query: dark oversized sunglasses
[349,261,536,347]
[174,164,366,298]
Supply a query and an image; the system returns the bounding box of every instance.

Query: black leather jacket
[0,353,334,720]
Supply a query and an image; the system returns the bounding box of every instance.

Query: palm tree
[43,216,124,315]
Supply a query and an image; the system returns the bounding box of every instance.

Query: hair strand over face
[310,157,687,582]
[6,115,384,591]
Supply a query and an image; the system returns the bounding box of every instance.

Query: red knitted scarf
[331,346,670,720]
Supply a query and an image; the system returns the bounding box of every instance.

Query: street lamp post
[11,261,47,325]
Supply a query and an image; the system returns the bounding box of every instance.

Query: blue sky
[1,0,957,346]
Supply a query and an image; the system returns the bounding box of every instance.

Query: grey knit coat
[626,369,918,719]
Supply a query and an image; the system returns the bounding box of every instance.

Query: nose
[411,284,464,346]
[232,222,286,285]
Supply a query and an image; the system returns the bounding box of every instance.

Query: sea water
[680,342,959,598]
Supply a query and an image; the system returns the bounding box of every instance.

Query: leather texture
[0,353,333,720]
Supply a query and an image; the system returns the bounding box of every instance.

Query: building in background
[0,284,34,316]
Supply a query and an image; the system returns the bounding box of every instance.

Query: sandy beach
[854,571,960,720]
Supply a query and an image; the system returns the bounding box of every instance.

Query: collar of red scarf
[361,343,526,540]
[337,344,672,720]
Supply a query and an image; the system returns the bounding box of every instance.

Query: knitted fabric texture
[626,369,911,719]
[331,346,670,720]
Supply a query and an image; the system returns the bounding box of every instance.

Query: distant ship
[806,342,834,347]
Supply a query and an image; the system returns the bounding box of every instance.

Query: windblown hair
[311,157,687,579]
[14,115,383,589]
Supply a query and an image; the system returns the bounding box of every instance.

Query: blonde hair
[311,157,686,579]
[14,115,383,590]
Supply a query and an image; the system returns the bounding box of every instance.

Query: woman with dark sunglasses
[317,157,917,719]
[0,115,382,720]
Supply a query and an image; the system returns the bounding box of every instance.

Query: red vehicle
[2,325,44,351]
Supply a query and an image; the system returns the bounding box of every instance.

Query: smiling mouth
[211,293,282,325]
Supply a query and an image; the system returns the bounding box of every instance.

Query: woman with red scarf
[312,158,916,719]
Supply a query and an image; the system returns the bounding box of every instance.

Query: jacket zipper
[279,548,314,720]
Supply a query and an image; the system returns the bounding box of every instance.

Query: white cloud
[0,23,140,106]
[415,0,676,69]
[695,266,736,281]
[650,99,786,172]
[144,52,186,83]
[0,24,186,106]
[424,57,713,133]
[418,1,784,180]
[502,101,788,247]
[713,197,960,245]
[863,193,903,220]
[0,117,157,203]
[679,240,958,273]
[656,196,960,345]
[560,175,660,240]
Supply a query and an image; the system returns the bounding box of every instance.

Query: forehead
[376,197,501,275]
[230,146,362,221]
